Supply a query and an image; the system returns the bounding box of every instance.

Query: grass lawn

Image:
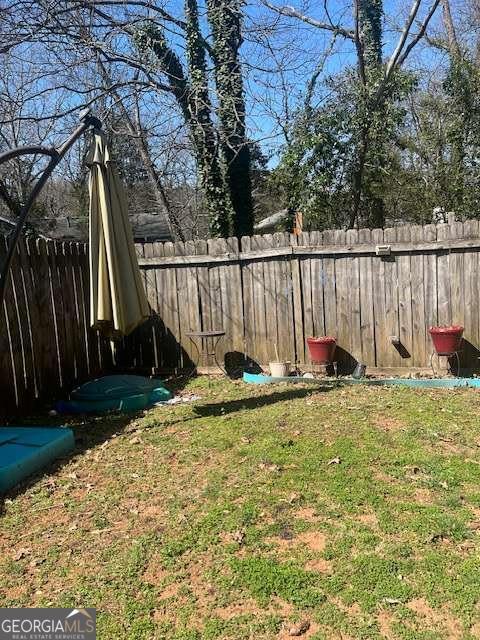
[2,378,480,639]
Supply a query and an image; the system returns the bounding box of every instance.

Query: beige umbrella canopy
[87,131,150,338]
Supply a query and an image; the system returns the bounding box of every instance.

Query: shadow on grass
[193,385,335,419]
[1,382,333,505]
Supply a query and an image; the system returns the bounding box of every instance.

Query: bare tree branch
[397,0,442,67]
[385,0,423,80]
[261,0,355,39]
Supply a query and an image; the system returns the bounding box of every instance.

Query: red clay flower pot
[429,325,464,356]
[307,336,336,364]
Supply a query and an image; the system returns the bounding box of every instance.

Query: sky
[239,0,447,160]
[0,0,452,172]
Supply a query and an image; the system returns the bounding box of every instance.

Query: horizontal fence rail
[0,237,113,417]
[126,219,480,375]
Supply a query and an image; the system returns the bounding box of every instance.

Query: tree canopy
[0,1,478,238]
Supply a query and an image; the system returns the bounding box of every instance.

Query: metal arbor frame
[0,109,102,305]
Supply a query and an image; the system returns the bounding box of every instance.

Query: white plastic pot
[269,361,291,377]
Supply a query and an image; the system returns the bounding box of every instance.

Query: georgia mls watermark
[0,608,96,640]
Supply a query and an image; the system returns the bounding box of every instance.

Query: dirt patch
[347,603,361,616]
[373,416,405,432]
[413,488,435,505]
[272,597,295,617]
[374,470,396,485]
[305,558,332,574]
[1,585,29,601]
[159,582,180,599]
[356,512,378,527]
[377,609,395,639]
[184,555,217,615]
[215,599,262,620]
[214,596,295,624]
[407,598,463,638]
[297,531,326,553]
[294,507,318,522]
[138,504,165,521]
[152,607,170,623]
[267,530,326,554]
[142,554,168,585]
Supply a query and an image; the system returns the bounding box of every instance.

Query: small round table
[185,330,226,377]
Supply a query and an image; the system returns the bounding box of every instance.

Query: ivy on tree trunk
[351,0,386,228]
[206,0,254,238]
[134,1,234,238]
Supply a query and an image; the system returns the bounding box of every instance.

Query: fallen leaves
[383,597,402,605]
[12,548,31,561]
[287,620,310,636]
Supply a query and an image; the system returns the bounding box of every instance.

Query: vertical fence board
[225,237,245,359]
[397,227,413,366]
[322,230,337,341]
[371,229,387,367]
[10,243,34,407]
[450,224,465,328]
[185,239,202,361]
[289,234,305,365]
[423,225,438,359]
[262,234,278,364]
[410,226,427,368]
[0,238,17,414]
[358,229,376,367]
[151,241,166,370]
[463,221,480,369]
[249,235,269,365]
[437,224,451,326]
[162,242,182,370]
[240,236,256,364]
[211,237,230,364]
[273,233,295,362]
[346,229,362,366]
[383,228,402,368]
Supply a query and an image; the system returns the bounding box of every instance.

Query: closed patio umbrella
[87,131,150,337]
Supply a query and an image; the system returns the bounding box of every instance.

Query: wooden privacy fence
[2,218,480,416]
[128,219,480,374]
[0,237,112,416]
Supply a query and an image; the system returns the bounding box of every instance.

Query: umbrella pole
[0,109,102,307]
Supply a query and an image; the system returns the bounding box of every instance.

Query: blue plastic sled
[56,374,172,415]
[0,426,74,493]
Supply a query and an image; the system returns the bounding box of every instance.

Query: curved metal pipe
[0,110,102,306]
[0,146,58,165]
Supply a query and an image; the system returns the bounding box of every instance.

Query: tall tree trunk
[136,2,233,237]
[184,0,233,237]
[441,0,461,59]
[350,0,385,228]
[358,0,383,71]
[206,0,254,238]
[350,126,369,228]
